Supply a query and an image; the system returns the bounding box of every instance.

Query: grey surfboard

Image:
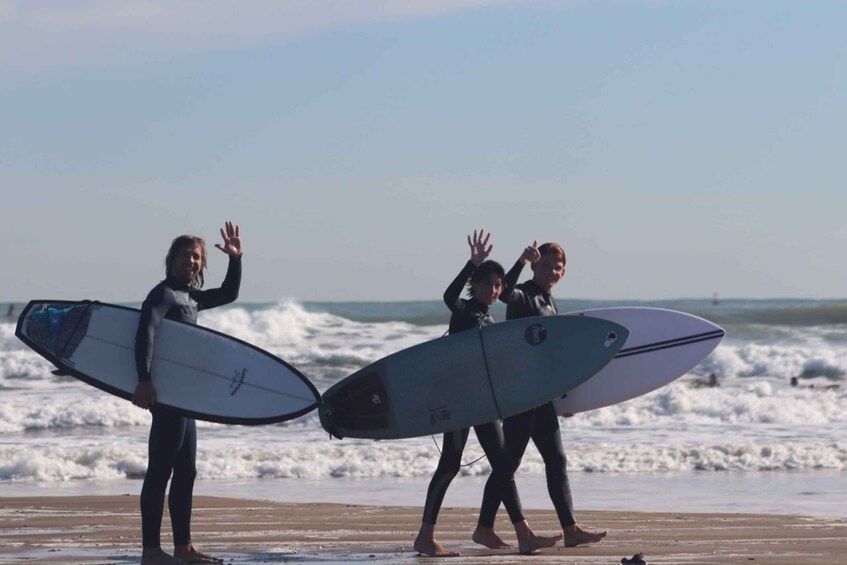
[319,315,629,440]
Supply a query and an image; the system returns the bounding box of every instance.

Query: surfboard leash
[429,434,487,468]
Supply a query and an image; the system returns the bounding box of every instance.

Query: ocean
[1,298,845,519]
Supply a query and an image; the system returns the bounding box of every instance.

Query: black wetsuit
[477,261,576,530]
[136,255,241,549]
[422,261,526,526]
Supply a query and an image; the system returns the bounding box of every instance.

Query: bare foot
[517,532,562,555]
[472,526,514,549]
[141,547,184,565]
[563,523,607,547]
[413,536,461,557]
[173,544,222,564]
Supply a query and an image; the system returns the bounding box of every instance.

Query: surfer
[691,373,719,388]
[132,222,243,565]
[790,376,840,390]
[414,229,562,557]
[474,240,608,549]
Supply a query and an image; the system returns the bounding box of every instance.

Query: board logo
[604,331,619,348]
[230,368,247,396]
[430,406,451,425]
[524,324,547,346]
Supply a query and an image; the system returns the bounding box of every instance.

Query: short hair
[538,242,566,265]
[467,260,506,298]
[164,235,207,288]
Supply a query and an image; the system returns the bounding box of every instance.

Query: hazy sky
[2,0,845,302]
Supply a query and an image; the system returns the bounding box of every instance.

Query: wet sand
[2,495,846,564]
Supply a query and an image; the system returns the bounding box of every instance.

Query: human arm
[195,222,243,309]
[499,241,539,305]
[443,230,492,311]
[132,286,173,408]
[443,261,477,311]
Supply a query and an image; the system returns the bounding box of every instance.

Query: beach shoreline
[2,495,846,564]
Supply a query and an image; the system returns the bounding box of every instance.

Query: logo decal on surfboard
[604,332,619,348]
[524,324,547,345]
[230,368,247,396]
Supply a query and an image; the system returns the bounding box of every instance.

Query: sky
[2,0,845,302]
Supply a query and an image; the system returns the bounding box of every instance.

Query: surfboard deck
[16,300,321,425]
[319,315,629,440]
[555,307,725,414]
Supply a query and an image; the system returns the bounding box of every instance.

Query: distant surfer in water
[474,240,608,548]
[691,372,720,388]
[790,376,840,390]
[132,222,243,565]
[414,229,562,557]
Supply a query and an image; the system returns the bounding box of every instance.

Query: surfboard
[15,300,321,425]
[319,315,629,440]
[554,307,725,414]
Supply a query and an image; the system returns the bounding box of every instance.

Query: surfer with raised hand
[413,229,562,557]
[132,221,243,565]
[473,240,608,549]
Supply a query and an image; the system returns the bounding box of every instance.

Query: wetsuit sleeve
[135,286,173,382]
[499,260,524,303]
[443,261,476,314]
[193,255,242,311]
[500,261,532,320]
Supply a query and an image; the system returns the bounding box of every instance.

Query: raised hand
[215,221,242,257]
[467,229,493,266]
[519,240,540,265]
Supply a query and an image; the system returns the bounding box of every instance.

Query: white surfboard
[554,307,725,414]
[16,300,320,425]
[320,315,629,440]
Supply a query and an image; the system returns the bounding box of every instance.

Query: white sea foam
[0,445,148,482]
[198,302,443,377]
[1,302,846,489]
[0,389,148,433]
[1,417,844,483]
[698,338,847,381]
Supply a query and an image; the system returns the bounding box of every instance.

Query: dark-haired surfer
[414,230,561,557]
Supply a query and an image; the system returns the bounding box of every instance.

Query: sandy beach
[1,496,846,564]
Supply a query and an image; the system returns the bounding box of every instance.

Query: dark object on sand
[622,552,647,565]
